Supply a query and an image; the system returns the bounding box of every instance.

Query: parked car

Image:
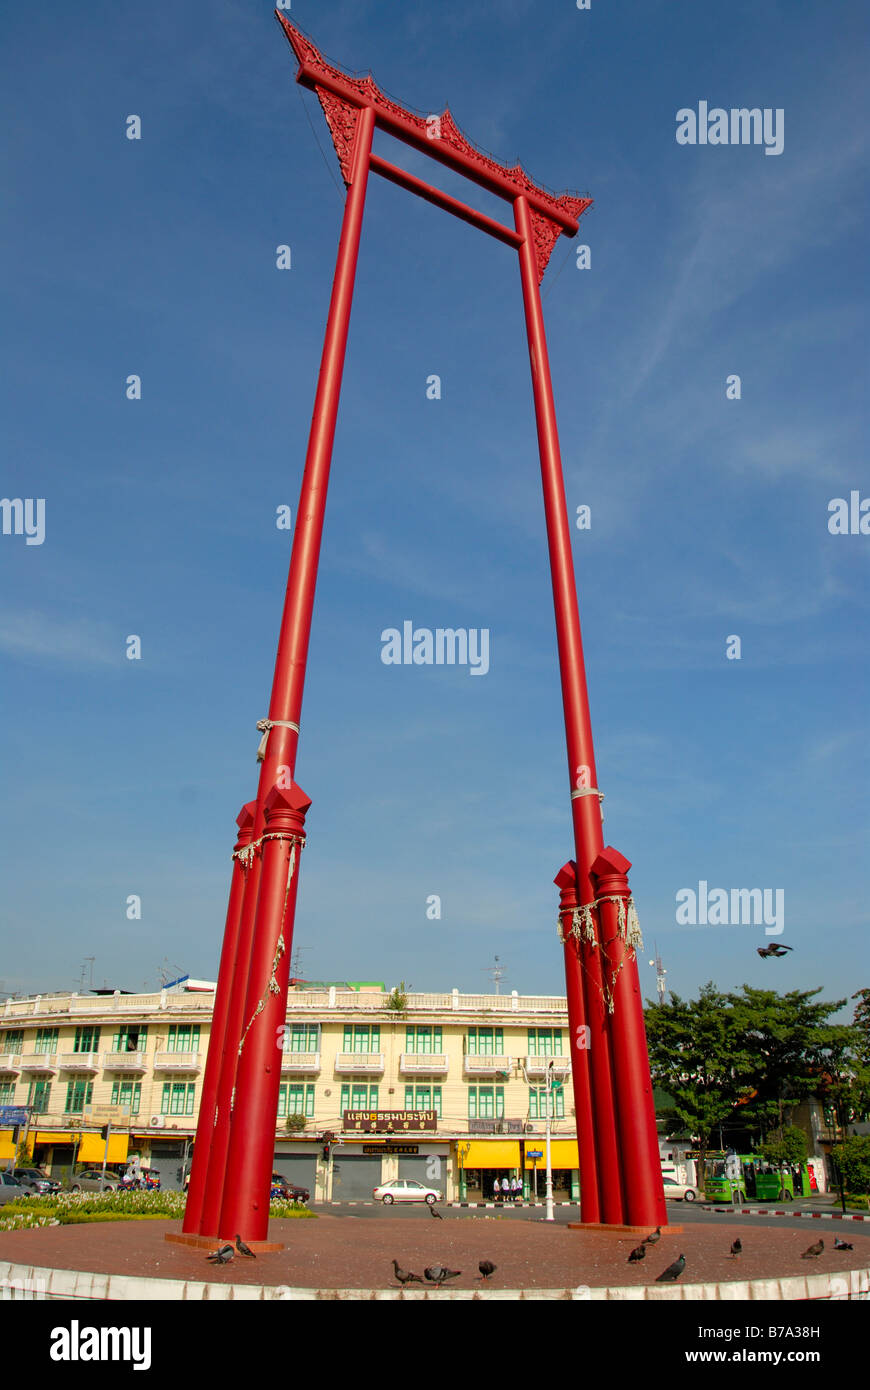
[0,1172,31,1205]
[373,1178,442,1206]
[9,1167,61,1195]
[662,1176,698,1202]
[271,1173,310,1203]
[68,1168,120,1193]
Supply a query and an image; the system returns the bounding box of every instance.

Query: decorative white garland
[557,894,643,1014]
[236,834,304,1058]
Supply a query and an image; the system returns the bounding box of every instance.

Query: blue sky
[1,1,866,1015]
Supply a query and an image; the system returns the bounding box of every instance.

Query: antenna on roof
[483,955,506,994]
[648,942,668,1005]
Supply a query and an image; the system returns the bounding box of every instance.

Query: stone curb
[704,1207,869,1222]
[1,1258,867,1302]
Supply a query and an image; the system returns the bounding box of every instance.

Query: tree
[645,983,757,1174]
[760,1126,807,1166]
[830,1136,870,1196]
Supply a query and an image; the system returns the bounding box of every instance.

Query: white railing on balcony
[280,1051,321,1073]
[20,1053,58,1072]
[153,1051,200,1072]
[463,1054,512,1075]
[399,1053,449,1075]
[103,1051,148,1071]
[334,1052,385,1074]
[523,1055,571,1079]
[0,1053,22,1073]
[58,1052,101,1072]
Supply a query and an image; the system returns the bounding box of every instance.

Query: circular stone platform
[1,1213,868,1300]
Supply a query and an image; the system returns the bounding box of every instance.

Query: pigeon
[628,1244,646,1263]
[424,1265,461,1285]
[729,1239,742,1259]
[392,1259,424,1285]
[801,1239,824,1259]
[478,1260,497,1281]
[235,1233,256,1258]
[643,1226,662,1245]
[834,1238,854,1251]
[656,1254,686,1282]
[428,1204,443,1220]
[206,1244,234,1264]
[757,944,793,958]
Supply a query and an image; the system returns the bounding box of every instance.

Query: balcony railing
[399,1053,449,1075]
[334,1052,385,1074]
[0,1053,22,1073]
[280,1051,321,1073]
[20,1053,58,1073]
[58,1052,101,1072]
[103,1051,148,1072]
[463,1054,512,1076]
[153,1051,201,1072]
[523,1055,571,1080]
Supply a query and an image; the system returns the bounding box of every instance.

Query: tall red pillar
[183,803,255,1234]
[219,783,310,1242]
[555,862,600,1223]
[592,848,667,1228]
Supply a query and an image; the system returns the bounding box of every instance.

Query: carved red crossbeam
[275,13,591,281]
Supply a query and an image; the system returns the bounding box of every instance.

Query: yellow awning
[0,1139,16,1162]
[524,1140,578,1169]
[78,1133,129,1163]
[32,1131,75,1145]
[461,1141,520,1168]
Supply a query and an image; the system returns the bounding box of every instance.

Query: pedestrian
[512,1174,522,1202]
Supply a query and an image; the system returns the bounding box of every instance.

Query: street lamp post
[544,1060,555,1222]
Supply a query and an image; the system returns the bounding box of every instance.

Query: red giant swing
[178,14,667,1246]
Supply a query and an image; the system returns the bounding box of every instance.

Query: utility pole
[544,1060,555,1222]
[648,943,668,1006]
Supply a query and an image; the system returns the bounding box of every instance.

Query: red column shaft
[593,851,668,1228]
[183,804,255,1234]
[514,193,623,1223]
[209,107,375,1236]
[555,862,600,1223]
[219,786,310,1242]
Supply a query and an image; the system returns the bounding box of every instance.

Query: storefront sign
[343,1110,437,1132]
[362,1144,420,1154]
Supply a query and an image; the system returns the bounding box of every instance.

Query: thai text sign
[343,1110,437,1132]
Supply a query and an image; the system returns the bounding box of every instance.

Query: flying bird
[235,1233,256,1258]
[478,1260,496,1281]
[428,1204,443,1220]
[834,1238,854,1251]
[628,1244,646,1263]
[643,1227,662,1245]
[424,1265,461,1285]
[801,1239,824,1259]
[655,1254,686,1282]
[757,944,794,958]
[206,1244,234,1264]
[392,1259,424,1285]
[730,1239,742,1259]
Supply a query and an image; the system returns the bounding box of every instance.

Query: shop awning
[461,1141,520,1169]
[78,1133,129,1164]
[524,1140,578,1169]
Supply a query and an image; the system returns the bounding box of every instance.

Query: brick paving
[1,1213,868,1292]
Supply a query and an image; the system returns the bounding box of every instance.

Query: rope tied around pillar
[236,833,305,1058]
[255,717,300,762]
[557,893,643,1013]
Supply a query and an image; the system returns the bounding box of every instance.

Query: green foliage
[761,1126,808,1165]
[646,982,852,1158]
[284,1113,308,1131]
[386,982,411,1013]
[0,1188,316,1231]
[831,1136,870,1197]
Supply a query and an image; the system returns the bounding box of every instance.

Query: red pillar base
[164,1232,284,1253]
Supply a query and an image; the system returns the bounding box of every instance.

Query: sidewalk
[0,1210,868,1294]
